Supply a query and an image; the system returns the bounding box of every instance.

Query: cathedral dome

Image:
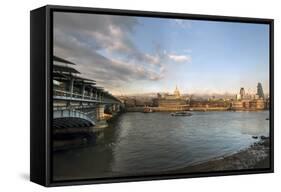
[174,86,181,98]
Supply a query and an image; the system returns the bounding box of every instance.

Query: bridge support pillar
[96,104,105,121]
[82,84,86,99]
[95,104,108,128]
[116,104,120,112]
[90,87,93,99]
[110,104,121,113]
[69,78,74,98]
[112,104,116,112]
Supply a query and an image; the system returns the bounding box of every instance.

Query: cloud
[54,30,164,90]
[54,12,166,86]
[54,12,138,57]
[53,12,191,93]
[168,54,192,63]
[54,12,163,66]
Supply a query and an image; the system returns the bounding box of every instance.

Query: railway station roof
[53,56,75,65]
[53,65,80,74]
[53,72,96,84]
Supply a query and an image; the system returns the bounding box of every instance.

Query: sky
[53,12,270,96]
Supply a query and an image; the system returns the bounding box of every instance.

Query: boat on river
[171,111,192,116]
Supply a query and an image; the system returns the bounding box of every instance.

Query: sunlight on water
[53,111,269,180]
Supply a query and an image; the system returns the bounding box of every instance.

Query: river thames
[53,111,269,181]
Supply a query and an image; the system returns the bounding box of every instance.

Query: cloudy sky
[53,12,270,96]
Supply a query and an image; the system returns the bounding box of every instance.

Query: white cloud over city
[54,12,191,93]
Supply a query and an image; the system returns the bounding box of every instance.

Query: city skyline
[115,84,269,98]
[54,12,270,95]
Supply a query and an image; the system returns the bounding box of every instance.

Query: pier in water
[53,111,269,181]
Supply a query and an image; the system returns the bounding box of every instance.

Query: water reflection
[53,111,269,180]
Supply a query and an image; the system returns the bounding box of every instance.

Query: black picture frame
[30,5,274,187]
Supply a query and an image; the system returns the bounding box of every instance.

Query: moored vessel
[171,111,192,116]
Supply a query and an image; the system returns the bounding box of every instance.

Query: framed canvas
[30,5,274,187]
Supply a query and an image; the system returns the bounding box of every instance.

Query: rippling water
[53,111,269,180]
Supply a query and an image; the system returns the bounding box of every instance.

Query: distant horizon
[54,12,270,96]
[113,85,270,97]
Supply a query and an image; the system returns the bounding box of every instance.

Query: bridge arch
[53,110,95,129]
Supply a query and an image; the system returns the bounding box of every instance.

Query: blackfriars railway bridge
[53,56,124,136]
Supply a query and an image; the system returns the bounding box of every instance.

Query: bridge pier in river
[96,104,105,121]
[112,104,120,113]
